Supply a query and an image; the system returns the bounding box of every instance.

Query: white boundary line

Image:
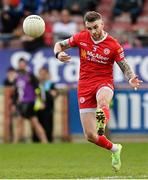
[78,175,148,179]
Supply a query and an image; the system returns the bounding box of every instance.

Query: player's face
[85,19,104,40]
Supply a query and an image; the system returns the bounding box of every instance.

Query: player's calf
[85,131,99,143]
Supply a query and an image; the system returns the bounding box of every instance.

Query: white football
[23,15,45,38]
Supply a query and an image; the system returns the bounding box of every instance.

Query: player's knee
[97,98,108,108]
[85,132,96,143]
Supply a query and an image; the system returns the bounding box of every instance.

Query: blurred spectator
[133,37,143,48]
[112,0,144,24]
[0,0,23,33]
[120,34,133,49]
[41,12,53,47]
[21,0,41,14]
[82,0,100,12]
[9,0,20,7]
[3,67,16,86]
[40,0,65,12]
[32,67,58,142]
[49,9,61,23]
[3,67,17,142]
[64,0,100,14]
[68,2,83,16]
[13,58,48,143]
[72,15,85,32]
[0,0,2,8]
[53,9,78,42]
[67,2,85,31]
[22,35,44,52]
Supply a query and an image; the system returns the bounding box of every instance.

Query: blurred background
[0,0,148,143]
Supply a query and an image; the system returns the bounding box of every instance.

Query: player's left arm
[117,59,143,89]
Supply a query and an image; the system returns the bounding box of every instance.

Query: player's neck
[97,30,106,41]
[91,31,107,44]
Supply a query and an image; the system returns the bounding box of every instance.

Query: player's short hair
[84,11,102,22]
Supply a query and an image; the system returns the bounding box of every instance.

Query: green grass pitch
[0,142,148,179]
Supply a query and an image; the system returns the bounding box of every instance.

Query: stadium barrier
[68,88,148,135]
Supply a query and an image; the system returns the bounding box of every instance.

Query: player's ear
[101,20,104,28]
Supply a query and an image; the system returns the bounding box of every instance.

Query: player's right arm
[54,32,80,62]
[54,39,71,62]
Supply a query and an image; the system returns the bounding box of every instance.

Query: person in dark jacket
[3,67,17,142]
[32,67,58,142]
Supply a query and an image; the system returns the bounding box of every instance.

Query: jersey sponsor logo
[80,97,85,103]
[80,49,87,59]
[80,42,87,47]
[103,48,110,55]
[80,49,109,64]
[87,50,109,63]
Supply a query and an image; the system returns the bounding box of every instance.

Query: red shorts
[77,82,114,110]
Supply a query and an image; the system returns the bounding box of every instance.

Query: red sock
[102,105,110,124]
[95,135,113,150]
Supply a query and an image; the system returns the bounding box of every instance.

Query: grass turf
[0,142,148,179]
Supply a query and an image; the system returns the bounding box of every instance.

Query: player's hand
[58,51,71,62]
[129,76,143,90]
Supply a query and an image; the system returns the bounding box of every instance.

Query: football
[23,15,45,38]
